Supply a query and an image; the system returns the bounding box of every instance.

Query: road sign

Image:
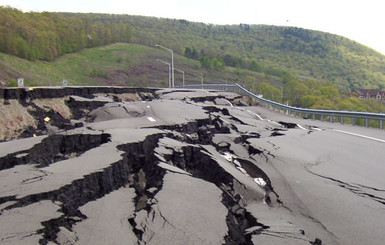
[17,78,24,87]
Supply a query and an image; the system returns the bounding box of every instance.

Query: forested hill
[1,6,385,92]
[124,16,385,91]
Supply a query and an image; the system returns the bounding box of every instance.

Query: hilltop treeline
[0,7,132,60]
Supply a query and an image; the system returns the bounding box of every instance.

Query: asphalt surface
[246,105,385,245]
[0,88,384,245]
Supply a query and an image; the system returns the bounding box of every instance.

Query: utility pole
[155,44,174,87]
[174,68,185,87]
[193,73,203,85]
[156,59,171,88]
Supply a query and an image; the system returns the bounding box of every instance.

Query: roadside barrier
[178,83,385,129]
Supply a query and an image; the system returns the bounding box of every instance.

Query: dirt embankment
[0,87,157,141]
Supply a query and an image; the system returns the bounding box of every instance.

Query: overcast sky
[1,0,385,55]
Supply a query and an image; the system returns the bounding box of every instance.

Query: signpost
[17,78,24,87]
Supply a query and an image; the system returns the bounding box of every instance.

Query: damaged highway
[0,87,385,245]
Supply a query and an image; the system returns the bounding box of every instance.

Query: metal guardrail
[177,83,238,91]
[178,83,385,129]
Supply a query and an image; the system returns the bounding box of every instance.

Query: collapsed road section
[1,87,385,245]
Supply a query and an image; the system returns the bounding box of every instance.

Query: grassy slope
[0,43,278,88]
[123,17,385,91]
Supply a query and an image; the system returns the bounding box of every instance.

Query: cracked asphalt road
[0,88,384,245]
[247,106,385,245]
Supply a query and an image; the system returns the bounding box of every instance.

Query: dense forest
[0,7,133,60]
[1,6,385,113]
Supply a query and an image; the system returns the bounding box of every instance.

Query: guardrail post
[366,118,369,128]
[321,115,324,122]
[299,113,302,118]
[330,115,333,123]
[340,116,344,125]
[352,118,356,126]
[381,120,384,130]
[312,114,316,120]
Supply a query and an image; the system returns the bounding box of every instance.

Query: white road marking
[245,109,315,131]
[147,105,151,108]
[222,152,251,177]
[247,110,264,120]
[222,152,234,162]
[236,167,250,177]
[333,130,385,143]
[221,119,231,124]
[297,124,307,131]
[268,120,282,126]
[225,99,234,107]
[311,127,323,131]
[147,117,156,122]
[203,90,219,96]
[233,159,241,168]
[254,178,267,187]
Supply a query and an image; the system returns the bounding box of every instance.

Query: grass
[0,43,279,88]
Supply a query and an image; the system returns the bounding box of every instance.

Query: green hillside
[0,43,277,88]
[1,7,385,113]
[1,7,385,90]
[121,16,385,92]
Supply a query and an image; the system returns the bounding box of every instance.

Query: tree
[301,95,316,108]
[319,84,340,102]
[258,82,282,101]
[250,59,262,72]
[184,47,199,59]
[199,56,225,70]
[285,80,309,106]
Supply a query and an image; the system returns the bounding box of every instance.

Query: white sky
[1,0,385,55]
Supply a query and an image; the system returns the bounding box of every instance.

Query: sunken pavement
[0,87,384,245]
